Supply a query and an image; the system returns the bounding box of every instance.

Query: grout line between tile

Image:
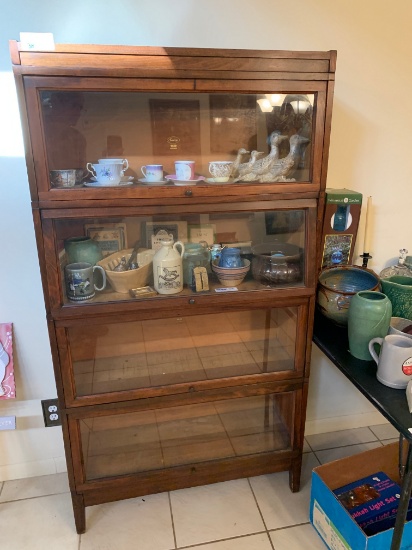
[174,530,269,550]
[267,521,311,533]
[168,491,177,549]
[247,477,269,531]
[310,439,382,453]
[0,490,69,505]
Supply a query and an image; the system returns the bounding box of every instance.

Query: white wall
[1,0,410,480]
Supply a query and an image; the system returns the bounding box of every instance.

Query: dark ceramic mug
[65,262,106,301]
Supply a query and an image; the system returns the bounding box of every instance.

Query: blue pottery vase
[64,236,103,266]
[348,291,392,361]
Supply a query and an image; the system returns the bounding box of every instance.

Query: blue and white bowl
[211,259,250,287]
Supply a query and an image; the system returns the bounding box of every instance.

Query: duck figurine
[234,150,264,182]
[230,147,250,178]
[259,134,310,182]
[234,131,287,182]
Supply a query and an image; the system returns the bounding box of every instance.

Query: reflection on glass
[70,308,297,397]
[40,91,315,184]
[55,209,307,305]
[80,392,293,480]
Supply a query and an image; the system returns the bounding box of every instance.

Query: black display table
[313,310,412,550]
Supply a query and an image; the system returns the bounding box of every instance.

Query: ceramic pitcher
[153,238,185,295]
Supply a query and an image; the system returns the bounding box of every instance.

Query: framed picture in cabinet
[149,99,201,156]
[188,224,216,245]
[144,221,188,250]
[85,223,127,256]
[209,94,257,154]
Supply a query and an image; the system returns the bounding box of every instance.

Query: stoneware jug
[347,290,392,361]
[153,238,185,295]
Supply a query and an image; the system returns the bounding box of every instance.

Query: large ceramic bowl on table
[317,265,380,325]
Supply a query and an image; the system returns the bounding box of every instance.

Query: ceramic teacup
[208,161,233,182]
[65,262,106,301]
[175,160,195,181]
[369,334,412,388]
[50,169,76,188]
[86,162,123,185]
[98,158,129,173]
[141,164,163,181]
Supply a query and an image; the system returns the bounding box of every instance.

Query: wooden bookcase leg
[71,491,86,534]
[289,456,303,493]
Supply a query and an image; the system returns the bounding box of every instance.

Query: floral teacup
[86,162,123,185]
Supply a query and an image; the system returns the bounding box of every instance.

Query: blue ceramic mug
[219,247,242,268]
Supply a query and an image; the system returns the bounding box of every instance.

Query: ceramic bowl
[317,265,380,325]
[251,243,302,285]
[389,317,412,339]
[211,259,250,287]
[97,248,155,293]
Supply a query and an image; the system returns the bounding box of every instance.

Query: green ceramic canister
[380,276,412,320]
[348,290,392,361]
[64,236,102,265]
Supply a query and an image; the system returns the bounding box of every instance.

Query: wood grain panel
[18,52,331,74]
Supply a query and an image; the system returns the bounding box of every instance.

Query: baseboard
[0,456,66,482]
[304,410,388,436]
[0,411,388,481]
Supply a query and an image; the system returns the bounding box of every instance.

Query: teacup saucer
[166,175,206,186]
[138,178,168,186]
[206,178,234,184]
[83,180,133,187]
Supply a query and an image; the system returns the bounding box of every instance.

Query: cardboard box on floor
[310,442,412,549]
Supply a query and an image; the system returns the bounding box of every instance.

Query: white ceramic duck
[234,150,264,182]
[230,148,250,178]
[234,131,287,182]
[259,134,310,182]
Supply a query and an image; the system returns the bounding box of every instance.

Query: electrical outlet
[41,398,62,427]
[0,416,16,430]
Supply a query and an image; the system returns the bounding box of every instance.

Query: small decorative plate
[166,175,205,186]
[138,178,168,185]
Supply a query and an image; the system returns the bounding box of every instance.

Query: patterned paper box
[0,323,15,399]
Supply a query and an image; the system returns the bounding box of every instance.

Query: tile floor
[0,423,399,550]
